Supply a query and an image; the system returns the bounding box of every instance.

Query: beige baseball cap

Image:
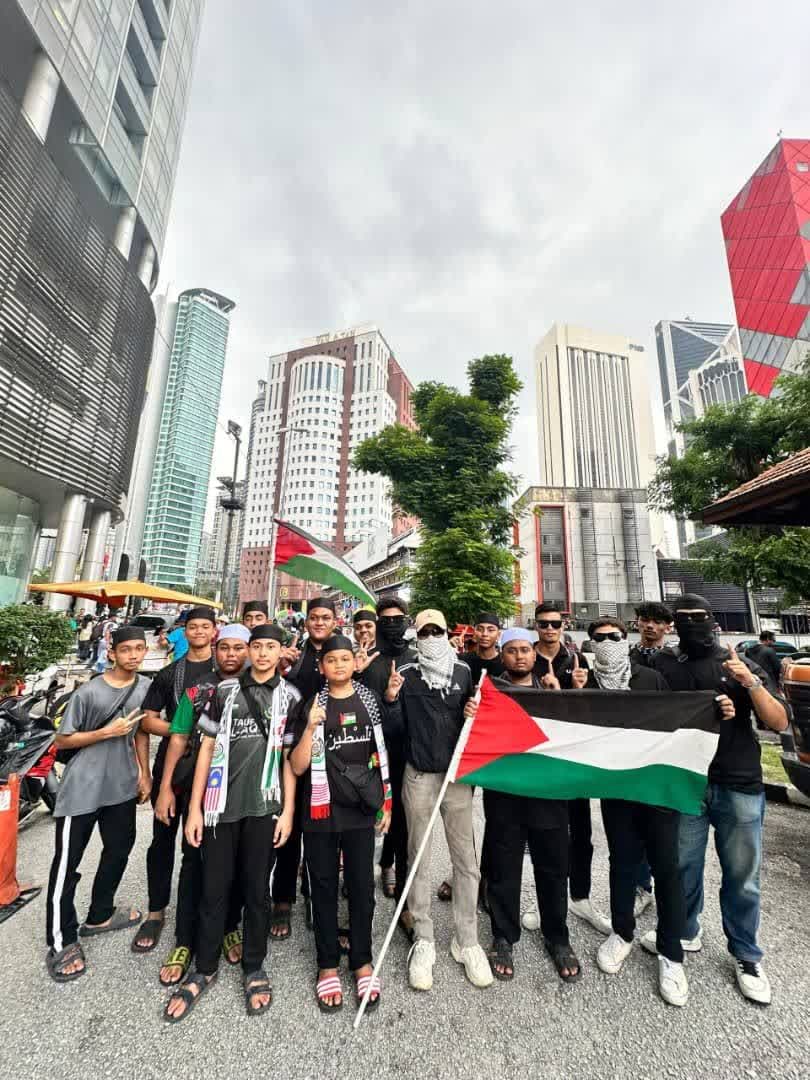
[414,609,447,633]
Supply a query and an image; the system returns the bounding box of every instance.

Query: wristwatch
[744,675,763,691]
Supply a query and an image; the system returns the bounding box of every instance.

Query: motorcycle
[0,680,63,825]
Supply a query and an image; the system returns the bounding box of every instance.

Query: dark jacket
[533,643,578,687]
[387,658,474,773]
[285,638,325,702]
[745,643,782,685]
[358,647,416,754]
[460,650,505,683]
[629,643,675,669]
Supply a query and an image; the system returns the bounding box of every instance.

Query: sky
[159,0,810,523]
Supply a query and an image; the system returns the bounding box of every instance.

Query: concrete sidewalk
[1,797,808,1080]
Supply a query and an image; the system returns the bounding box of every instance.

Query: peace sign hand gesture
[355,646,373,673]
[385,661,404,702]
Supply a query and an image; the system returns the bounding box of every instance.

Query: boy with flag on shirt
[163,624,300,1022]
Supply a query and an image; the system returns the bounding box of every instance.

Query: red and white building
[238,325,415,607]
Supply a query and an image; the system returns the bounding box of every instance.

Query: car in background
[130,611,176,675]
[736,638,801,658]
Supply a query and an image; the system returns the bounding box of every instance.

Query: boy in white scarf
[164,625,299,1023]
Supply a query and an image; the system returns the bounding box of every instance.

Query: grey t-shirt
[55,674,150,818]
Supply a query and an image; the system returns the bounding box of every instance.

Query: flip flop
[46,942,86,983]
[355,972,381,1011]
[316,973,343,1013]
[222,929,243,964]
[270,905,291,940]
[80,906,141,937]
[159,946,192,987]
[131,916,165,953]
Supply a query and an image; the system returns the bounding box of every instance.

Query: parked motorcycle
[0,680,62,825]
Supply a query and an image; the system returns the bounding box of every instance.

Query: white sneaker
[633,887,654,918]
[408,938,436,991]
[658,955,689,1006]
[450,938,494,988]
[640,929,703,955]
[735,960,772,1005]
[597,932,634,974]
[521,909,540,931]
[569,897,612,935]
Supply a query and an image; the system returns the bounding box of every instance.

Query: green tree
[354,354,522,624]
[648,356,810,603]
[0,605,75,690]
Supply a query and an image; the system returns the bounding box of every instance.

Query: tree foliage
[0,605,75,686]
[354,355,522,624]
[648,356,810,602]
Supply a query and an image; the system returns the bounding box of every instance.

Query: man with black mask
[358,597,415,927]
[649,595,788,1005]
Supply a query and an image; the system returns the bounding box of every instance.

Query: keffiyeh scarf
[203,677,292,826]
[310,680,392,822]
[592,639,632,691]
[415,635,456,691]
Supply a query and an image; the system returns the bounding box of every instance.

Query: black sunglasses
[675,612,711,623]
[592,631,624,643]
[536,619,563,630]
[417,626,445,638]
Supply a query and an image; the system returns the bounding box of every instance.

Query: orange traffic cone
[0,775,21,906]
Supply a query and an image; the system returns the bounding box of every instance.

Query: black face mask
[377,616,409,655]
[675,616,715,658]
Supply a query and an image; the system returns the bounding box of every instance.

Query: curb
[763,781,810,809]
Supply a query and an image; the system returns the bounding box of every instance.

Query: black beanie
[250,624,285,644]
[111,625,146,647]
[185,605,217,625]
[320,634,354,656]
[243,600,269,617]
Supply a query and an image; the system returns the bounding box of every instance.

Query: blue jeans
[678,784,766,963]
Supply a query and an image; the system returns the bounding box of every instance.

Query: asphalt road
[2,796,808,1080]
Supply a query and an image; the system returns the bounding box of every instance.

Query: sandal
[163,971,217,1024]
[381,866,396,899]
[244,968,272,1016]
[338,927,351,957]
[46,942,86,983]
[355,971,381,1011]
[545,939,582,982]
[437,880,452,902]
[316,972,343,1013]
[131,916,164,953]
[488,938,515,981]
[222,929,243,965]
[270,904,291,940]
[80,906,141,937]
[159,946,192,987]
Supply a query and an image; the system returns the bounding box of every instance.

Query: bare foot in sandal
[270,902,292,939]
[164,972,216,1022]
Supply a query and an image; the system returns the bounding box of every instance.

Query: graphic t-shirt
[290,691,379,833]
[142,656,216,779]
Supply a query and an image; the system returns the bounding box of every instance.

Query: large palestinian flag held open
[273,518,376,607]
[450,677,720,815]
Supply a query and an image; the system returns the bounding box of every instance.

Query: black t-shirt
[651,646,783,794]
[286,639,326,703]
[142,656,216,778]
[290,691,379,833]
[460,650,505,683]
[745,643,782,685]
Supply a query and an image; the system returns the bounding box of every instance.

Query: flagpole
[354,674,484,1029]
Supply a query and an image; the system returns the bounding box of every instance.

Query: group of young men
[43,591,787,1018]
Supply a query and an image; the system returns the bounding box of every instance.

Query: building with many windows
[721,138,810,397]
[141,288,235,588]
[0,0,203,605]
[238,325,413,607]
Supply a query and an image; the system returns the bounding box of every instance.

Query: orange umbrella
[28,579,222,610]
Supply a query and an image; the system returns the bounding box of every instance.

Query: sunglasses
[536,619,563,630]
[592,631,624,643]
[417,626,445,638]
[675,612,711,624]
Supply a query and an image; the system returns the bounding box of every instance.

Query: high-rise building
[655,319,748,552]
[522,324,659,620]
[721,138,810,397]
[238,325,413,606]
[205,478,245,603]
[141,289,235,588]
[0,1,203,606]
[535,324,656,489]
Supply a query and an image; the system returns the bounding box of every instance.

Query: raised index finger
[726,642,738,660]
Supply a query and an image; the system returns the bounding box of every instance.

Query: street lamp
[267,423,311,614]
[218,420,243,613]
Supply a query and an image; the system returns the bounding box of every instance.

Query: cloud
[159,0,810,519]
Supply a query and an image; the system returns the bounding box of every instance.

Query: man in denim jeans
[648,595,789,1005]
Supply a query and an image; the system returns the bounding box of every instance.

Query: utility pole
[267,424,310,616]
[218,420,243,616]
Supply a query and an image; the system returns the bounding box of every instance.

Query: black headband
[185,605,217,625]
[320,635,354,656]
[111,626,146,647]
[308,598,336,616]
[475,612,501,628]
[353,609,377,624]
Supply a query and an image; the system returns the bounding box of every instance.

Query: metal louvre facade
[0,77,155,512]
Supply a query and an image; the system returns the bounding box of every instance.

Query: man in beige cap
[384,609,493,991]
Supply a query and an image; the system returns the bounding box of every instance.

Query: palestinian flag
[450,677,720,815]
[273,518,376,607]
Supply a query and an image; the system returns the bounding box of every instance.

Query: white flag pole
[354,673,485,1029]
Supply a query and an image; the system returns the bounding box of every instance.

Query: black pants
[271,790,309,904]
[568,798,593,901]
[379,753,408,900]
[305,827,375,970]
[196,816,276,976]
[485,790,569,947]
[46,798,136,951]
[601,799,685,963]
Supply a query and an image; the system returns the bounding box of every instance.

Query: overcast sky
[160,0,810,521]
